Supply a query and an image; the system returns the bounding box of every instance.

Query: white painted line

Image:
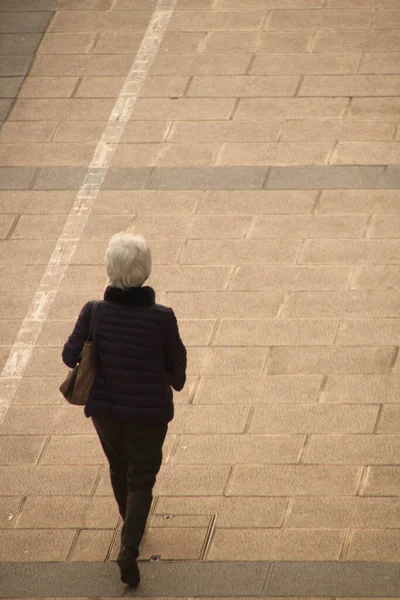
[0,0,176,424]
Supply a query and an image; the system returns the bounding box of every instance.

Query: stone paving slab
[3,561,400,598]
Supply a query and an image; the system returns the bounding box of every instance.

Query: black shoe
[119,560,140,587]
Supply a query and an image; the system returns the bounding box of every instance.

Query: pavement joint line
[0,0,177,426]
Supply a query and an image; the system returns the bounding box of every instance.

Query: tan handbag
[60,302,101,406]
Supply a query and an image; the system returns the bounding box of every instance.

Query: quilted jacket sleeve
[62,301,93,368]
[164,309,187,392]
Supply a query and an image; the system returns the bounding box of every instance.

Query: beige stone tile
[231,266,351,291]
[207,528,345,561]
[0,143,95,167]
[133,215,249,239]
[166,291,284,318]
[70,530,113,562]
[349,98,400,120]
[333,142,400,165]
[58,0,113,8]
[0,215,16,239]
[374,9,400,27]
[0,436,46,465]
[168,121,281,143]
[251,53,361,75]
[0,497,21,529]
[217,0,324,6]
[317,190,400,214]
[115,0,214,7]
[22,347,66,377]
[227,465,361,495]
[1,406,94,435]
[376,406,400,433]
[0,530,75,562]
[301,75,400,97]
[312,30,371,53]
[130,98,236,121]
[177,319,215,346]
[173,376,198,406]
[81,215,134,239]
[203,31,312,53]
[0,267,43,292]
[367,215,400,238]
[17,496,117,529]
[31,55,135,77]
[10,98,115,121]
[113,143,219,167]
[150,54,252,76]
[168,11,265,31]
[198,190,316,214]
[268,9,373,29]
[195,375,322,405]
[0,121,57,142]
[141,76,190,98]
[169,405,249,434]
[40,435,105,465]
[287,497,400,528]
[306,435,400,465]
[328,0,399,6]
[282,120,395,142]
[352,266,400,290]
[187,347,268,375]
[0,191,75,215]
[0,465,99,495]
[54,121,105,142]
[268,346,394,374]
[59,266,105,291]
[249,405,378,434]
[49,11,151,32]
[0,291,33,318]
[38,32,96,54]
[362,466,400,496]
[252,214,367,238]
[336,319,400,345]
[172,434,304,464]
[346,530,400,562]
[153,465,231,496]
[187,75,299,97]
[368,30,400,52]
[95,31,205,54]
[322,375,400,404]
[180,239,300,265]
[360,53,400,75]
[300,241,400,265]
[12,215,66,240]
[71,240,181,266]
[0,318,27,344]
[19,77,78,98]
[235,98,347,121]
[141,528,206,560]
[92,31,144,53]
[149,266,230,292]
[286,290,400,318]
[156,496,287,528]
[219,142,332,166]
[13,377,63,405]
[214,319,337,346]
[0,346,11,371]
[92,190,200,215]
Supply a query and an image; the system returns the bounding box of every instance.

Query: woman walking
[62,232,187,587]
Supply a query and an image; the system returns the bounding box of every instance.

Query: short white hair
[105,232,152,289]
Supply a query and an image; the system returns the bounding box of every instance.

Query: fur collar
[104,286,155,307]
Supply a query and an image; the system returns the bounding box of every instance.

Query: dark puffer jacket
[62,286,187,425]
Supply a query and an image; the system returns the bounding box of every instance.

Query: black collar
[104,286,155,307]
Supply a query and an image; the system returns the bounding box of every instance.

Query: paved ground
[1,0,400,596]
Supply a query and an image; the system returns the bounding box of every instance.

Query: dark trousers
[92,415,167,562]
